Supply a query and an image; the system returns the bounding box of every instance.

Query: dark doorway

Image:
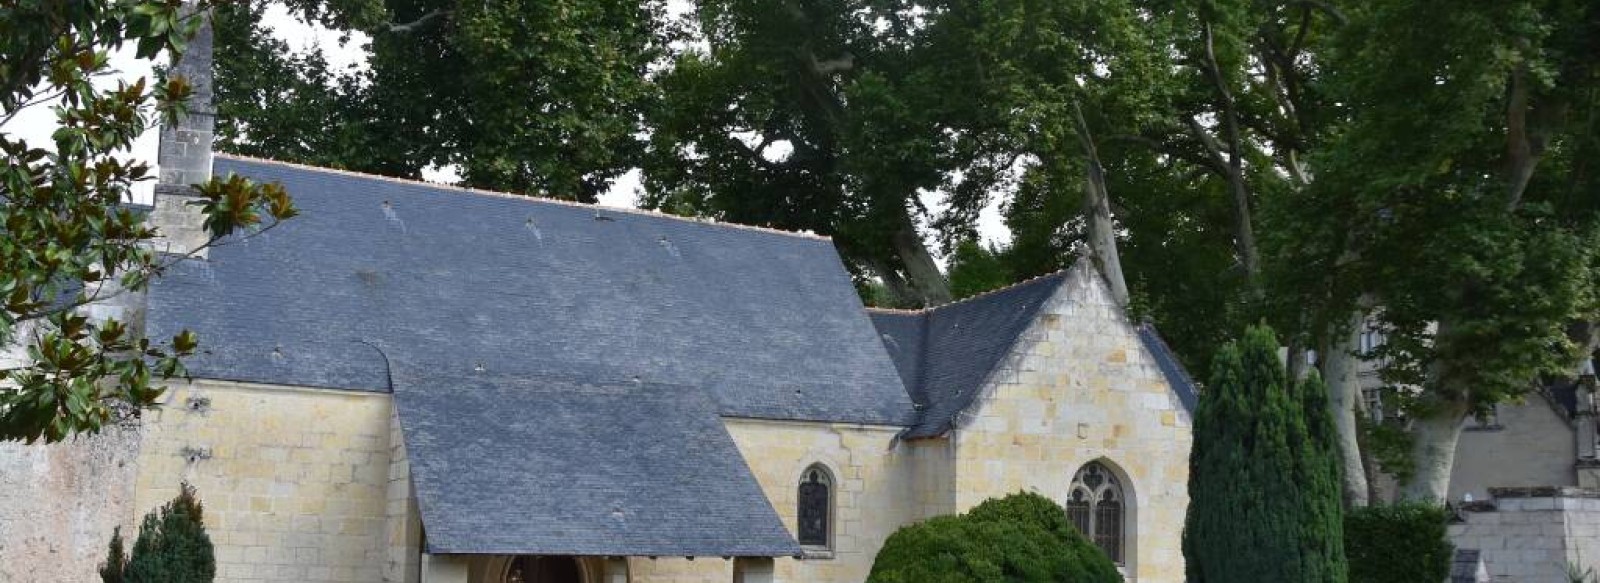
[505,556,582,583]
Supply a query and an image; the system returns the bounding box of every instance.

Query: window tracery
[1068,461,1126,564]
[798,465,833,548]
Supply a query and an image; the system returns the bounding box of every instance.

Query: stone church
[0,13,1199,583]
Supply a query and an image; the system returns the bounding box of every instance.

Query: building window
[1470,404,1503,431]
[798,465,833,548]
[1363,387,1385,423]
[1068,461,1127,564]
[1359,328,1383,355]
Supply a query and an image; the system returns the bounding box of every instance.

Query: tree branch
[810,53,855,76]
[1291,0,1348,25]
[1198,19,1261,279]
[1184,116,1229,170]
[386,9,451,34]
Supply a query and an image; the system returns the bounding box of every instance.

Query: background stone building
[1358,323,1600,580]
[0,14,1197,583]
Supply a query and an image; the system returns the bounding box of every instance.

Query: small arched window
[797,464,833,548]
[1068,461,1126,564]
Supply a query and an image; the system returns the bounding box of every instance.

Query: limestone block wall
[1450,400,1577,502]
[629,419,923,583]
[134,379,394,582]
[0,426,142,582]
[385,406,423,583]
[947,270,1192,583]
[1449,491,1600,582]
[903,437,957,519]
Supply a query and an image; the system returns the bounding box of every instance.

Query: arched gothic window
[798,464,833,548]
[1068,461,1126,564]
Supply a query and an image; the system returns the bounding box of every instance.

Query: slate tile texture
[391,368,799,557]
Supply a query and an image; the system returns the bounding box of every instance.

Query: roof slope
[147,156,914,426]
[871,273,1069,438]
[1136,324,1200,412]
[392,367,799,557]
[870,267,1199,439]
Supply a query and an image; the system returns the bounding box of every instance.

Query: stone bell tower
[146,2,214,258]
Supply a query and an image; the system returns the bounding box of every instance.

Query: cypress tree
[119,483,216,583]
[98,527,127,583]
[1183,325,1346,583]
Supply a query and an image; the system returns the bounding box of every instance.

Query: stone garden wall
[1450,487,1600,582]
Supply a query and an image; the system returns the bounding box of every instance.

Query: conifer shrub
[1182,325,1347,582]
[101,483,215,583]
[867,492,1121,583]
[1344,502,1453,583]
[98,526,127,583]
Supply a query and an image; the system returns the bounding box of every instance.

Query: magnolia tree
[0,0,296,443]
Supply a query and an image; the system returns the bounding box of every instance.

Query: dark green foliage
[946,239,1012,300]
[867,492,1121,583]
[108,484,216,583]
[1344,503,1453,583]
[99,527,127,583]
[1183,325,1346,583]
[0,0,297,443]
[212,1,398,175]
[217,0,661,202]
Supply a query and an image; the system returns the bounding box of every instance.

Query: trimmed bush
[102,483,215,583]
[98,526,127,583]
[867,492,1121,583]
[1183,325,1347,582]
[1344,503,1453,583]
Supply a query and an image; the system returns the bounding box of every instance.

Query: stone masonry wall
[629,419,922,583]
[0,427,141,582]
[134,379,394,582]
[1450,492,1600,582]
[384,405,422,583]
[1450,400,1577,502]
[949,266,1193,583]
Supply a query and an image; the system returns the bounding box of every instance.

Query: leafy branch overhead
[0,0,296,443]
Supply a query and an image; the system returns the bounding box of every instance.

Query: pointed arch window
[1068,461,1126,564]
[798,464,833,548]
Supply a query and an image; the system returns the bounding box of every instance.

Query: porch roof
[392,365,800,557]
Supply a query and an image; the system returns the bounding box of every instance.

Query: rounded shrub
[1344,502,1453,583]
[867,492,1122,583]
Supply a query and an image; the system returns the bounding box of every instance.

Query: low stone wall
[1449,487,1600,582]
[0,426,141,582]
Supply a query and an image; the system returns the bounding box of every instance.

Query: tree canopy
[0,0,296,443]
[207,0,1600,501]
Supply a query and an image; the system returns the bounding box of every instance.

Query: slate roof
[1137,323,1201,412]
[870,272,1069,438]
[869,267,1198,439]
[391,366,799,557]
[147,155,915,426]
[1548,380,1580,418]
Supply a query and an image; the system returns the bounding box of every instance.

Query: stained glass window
[1068,461,1127,564]
[1066,488,1092,535]
[798,465,832,547]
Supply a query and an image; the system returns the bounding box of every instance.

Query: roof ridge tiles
[212,152,834,242]
[862,269,1070,315]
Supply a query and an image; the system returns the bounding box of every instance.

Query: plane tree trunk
[1073,103,1130,307]
[1323,311,1371,507]
[890,210,952,307]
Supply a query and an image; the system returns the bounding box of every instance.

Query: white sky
[0,3,1011,251]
